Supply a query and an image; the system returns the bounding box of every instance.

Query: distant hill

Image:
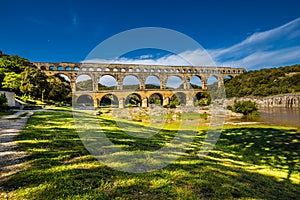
[224,65,300,97]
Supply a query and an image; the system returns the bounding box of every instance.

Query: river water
[258,107,300,128]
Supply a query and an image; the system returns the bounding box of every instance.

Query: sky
[1,0,300,70]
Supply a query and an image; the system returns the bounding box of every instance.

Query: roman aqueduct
[34,62,246,108]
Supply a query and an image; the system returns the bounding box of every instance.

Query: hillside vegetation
[224,65,300,97]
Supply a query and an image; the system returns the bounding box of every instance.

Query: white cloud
[211,17,300,69]
[82,18,300,70]
[83,49,214,66]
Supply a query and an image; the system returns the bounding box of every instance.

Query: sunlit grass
[0,111,299,199]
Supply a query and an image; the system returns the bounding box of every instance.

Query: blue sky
[1,0,300,70]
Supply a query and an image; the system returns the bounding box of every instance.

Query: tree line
[0,53,71,103]
[224,65,300,97]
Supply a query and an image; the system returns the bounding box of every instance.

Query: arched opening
[149,93,163,106]
[57,74,70,82]
[207,75,219,90]
[49,66,55,70]
[66,66,71,71]
[190,75,202,89]
[224,75,233,84]
[76,95,94,107]
[100,94,118,107]
[123,75,140,90]
[98,75,117,90]
[170,92,186,107]
[125,93,142,107]
[166,76,183,89]
[145,75,160,89]
[76,74,93,91]
[57,66,64,71]
[194,92,211,106]
[40,66,46,70]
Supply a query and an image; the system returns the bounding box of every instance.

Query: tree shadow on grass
[1,154,300,199]
[1,112,300,199]
[216,127,300,181]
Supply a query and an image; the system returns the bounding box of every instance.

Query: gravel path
[0,111,33,184]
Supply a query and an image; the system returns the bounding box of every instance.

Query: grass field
[0,111,299,199]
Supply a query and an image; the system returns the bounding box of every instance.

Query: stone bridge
[34,62,245,108]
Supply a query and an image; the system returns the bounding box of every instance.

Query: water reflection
[259,107,300,128]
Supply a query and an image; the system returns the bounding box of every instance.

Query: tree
[0,93,8,111]
[230,101,259,116]
[0,55,31,88]
[2,72,21,94]
[20,67,48,99]
[46,75,71,102]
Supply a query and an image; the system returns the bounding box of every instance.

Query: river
[258,107,300,128]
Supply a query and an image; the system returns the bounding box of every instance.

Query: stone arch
[76,74,93,91]
[123,75,140,90]
[76,95,94,107]
[194,92,210,106]
[190,75,202,89]
[56,73,71,82]
[170,92,186,106]
[100,94,119,107]
[149,93,163,105]
[145,75,160,89]
[49,66,55,70]
[66,66,72,71]
[57,66,64,71]
[224,75,233,84]
[98,75,117,90]
[125,93,142,107]
[40,66,46,70]
[166,75,183,89]
[207,75,219,89]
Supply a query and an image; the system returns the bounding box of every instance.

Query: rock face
[227,94,300,108]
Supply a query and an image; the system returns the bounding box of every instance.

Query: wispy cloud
[83,18,300,70]
[72,14,78,26]
[211,17,300,69]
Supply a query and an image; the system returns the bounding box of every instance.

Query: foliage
[2,72,21,94]
[194,92,211,106]
[0,93,8,111]
[225,64,300,97]
[0,53,72,103]
[0,55,31,89]
[46,75,71,102]
[229,100,259,116]
[20,67,48,99]
[76,79,93,91]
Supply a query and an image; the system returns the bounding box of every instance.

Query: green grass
[0,110,17,118]
[0,111,299,199]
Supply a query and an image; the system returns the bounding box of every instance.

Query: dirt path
[0,111,33,184]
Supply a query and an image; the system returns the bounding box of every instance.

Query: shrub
[231,100,259,116]
[0,93,8,111]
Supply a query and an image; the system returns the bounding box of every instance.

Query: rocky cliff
[227,94,300,108]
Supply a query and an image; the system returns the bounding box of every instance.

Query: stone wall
[227,94,300,108]
[0,91,15,107]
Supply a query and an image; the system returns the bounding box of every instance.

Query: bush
[0,93,8,111]
[231,100,259,116]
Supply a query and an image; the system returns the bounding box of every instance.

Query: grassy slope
[0,111,299,199]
